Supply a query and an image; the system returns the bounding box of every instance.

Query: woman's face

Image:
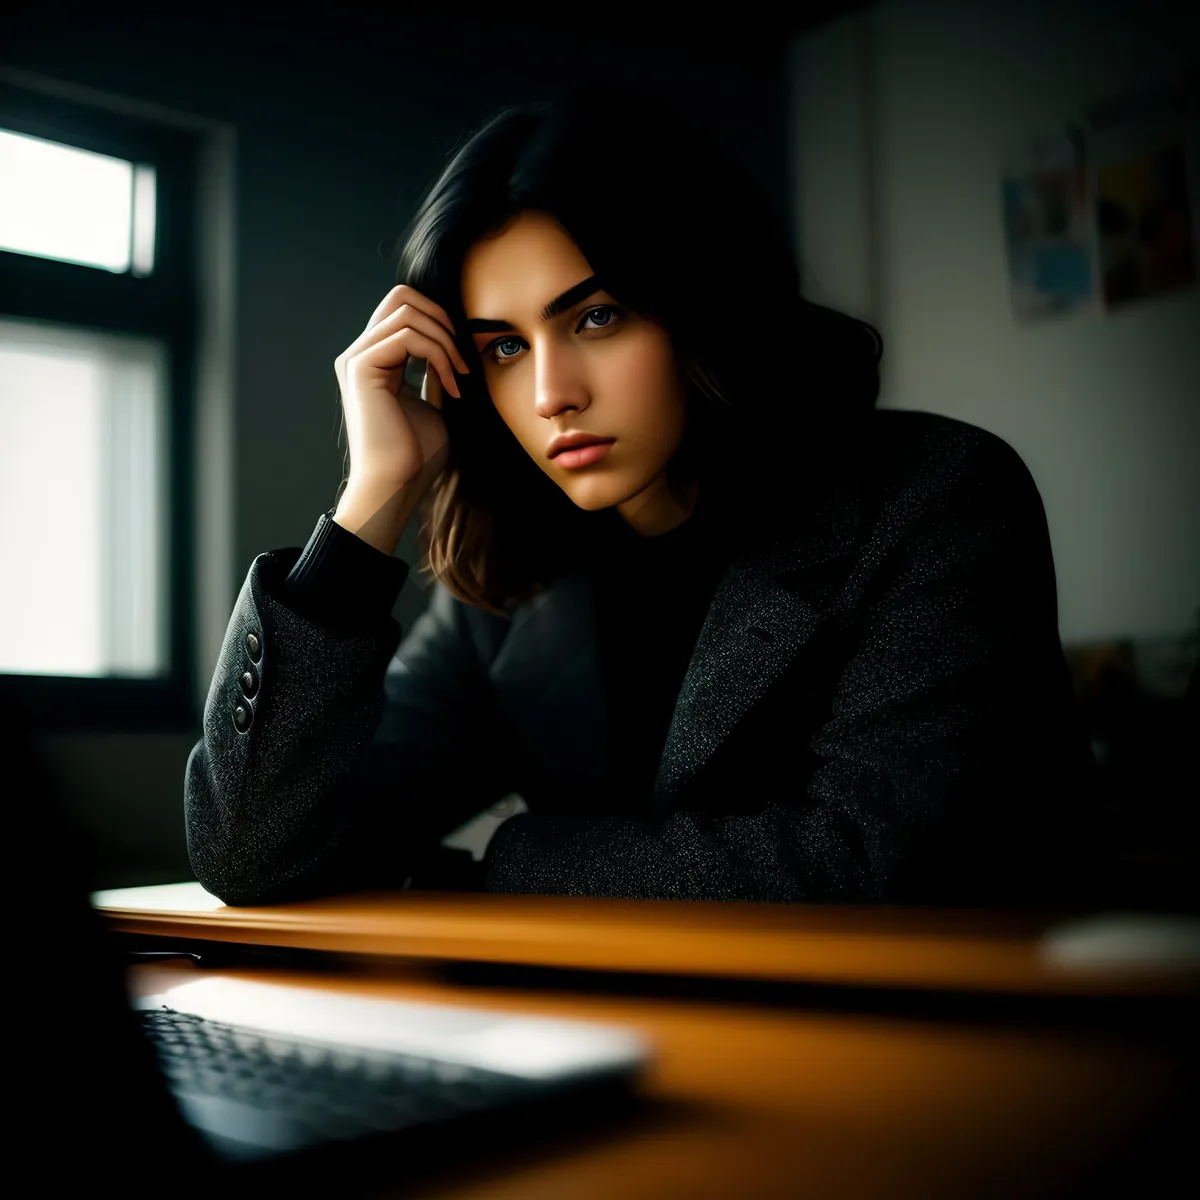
[461,210,698,537]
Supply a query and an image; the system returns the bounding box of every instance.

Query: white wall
[787,0,1200,644]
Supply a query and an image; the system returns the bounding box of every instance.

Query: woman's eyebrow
[465,275,603,333]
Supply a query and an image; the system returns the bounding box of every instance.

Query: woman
[185,85,1100,906]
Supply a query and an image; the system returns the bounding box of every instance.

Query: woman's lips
[553,440,615,468]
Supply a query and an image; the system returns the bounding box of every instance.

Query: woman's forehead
[461,212,592,318]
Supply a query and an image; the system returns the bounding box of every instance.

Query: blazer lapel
[654,485,862,807]
[489,471,864,808]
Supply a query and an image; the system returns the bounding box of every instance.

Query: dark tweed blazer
[185,409,1101,907]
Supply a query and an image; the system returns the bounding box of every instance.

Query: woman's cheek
[485,376,525,438]
[609,334,679,403]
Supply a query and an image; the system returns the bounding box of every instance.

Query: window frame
[0,80,199,732]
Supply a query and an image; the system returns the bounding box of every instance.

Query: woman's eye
[580,305,618,329]
[486,305,622,365]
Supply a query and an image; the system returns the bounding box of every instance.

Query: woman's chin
[559,481,633,513]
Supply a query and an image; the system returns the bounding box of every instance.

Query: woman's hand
[333,284,470,506]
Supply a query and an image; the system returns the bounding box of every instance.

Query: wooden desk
[99,885,1200,1199]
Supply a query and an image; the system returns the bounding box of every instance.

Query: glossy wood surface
[96,882,1200,998]
[128,958,1194,1200]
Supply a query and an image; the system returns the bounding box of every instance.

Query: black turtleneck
[586,485,731,811]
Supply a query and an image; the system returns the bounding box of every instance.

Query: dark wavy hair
[391,83,882,617]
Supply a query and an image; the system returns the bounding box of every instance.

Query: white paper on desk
[133,976,651,1081]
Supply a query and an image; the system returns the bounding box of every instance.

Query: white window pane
[0,317,169,677]
[131,163,157,278]
[0,129,157,275]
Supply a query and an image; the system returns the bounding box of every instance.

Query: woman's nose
[533,346,588,418]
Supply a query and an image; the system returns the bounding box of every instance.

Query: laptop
[7,698,652,1193]
[129,974,651,1171]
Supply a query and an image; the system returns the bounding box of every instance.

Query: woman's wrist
[333,482,421,556]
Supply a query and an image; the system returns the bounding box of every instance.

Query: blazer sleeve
[184,528,519,906]
[481,429,1101,904]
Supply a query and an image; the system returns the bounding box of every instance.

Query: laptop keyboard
[140,1006,530,1144]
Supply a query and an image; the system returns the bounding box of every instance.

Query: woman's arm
[481,430,1101,904]
[184,521,517,906]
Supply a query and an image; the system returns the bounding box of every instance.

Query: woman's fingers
[366,284,453,335]
[366,285,464,369]
[352,288,469,393]
[422,365,445,411]
[358,326,461,398]
[380,303,470,377]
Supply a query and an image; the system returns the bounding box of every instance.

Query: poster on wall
[1001,127,1095,321]
[1001,69,1199,321]
[1087,80,1198,311]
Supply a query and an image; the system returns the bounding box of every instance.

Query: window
[0,80,198,729]
[0,127,158,274]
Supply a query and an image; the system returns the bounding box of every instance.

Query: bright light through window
[0,129,156,275]
[0,317,169,677]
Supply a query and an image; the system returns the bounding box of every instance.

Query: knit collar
[601,482,710,556]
